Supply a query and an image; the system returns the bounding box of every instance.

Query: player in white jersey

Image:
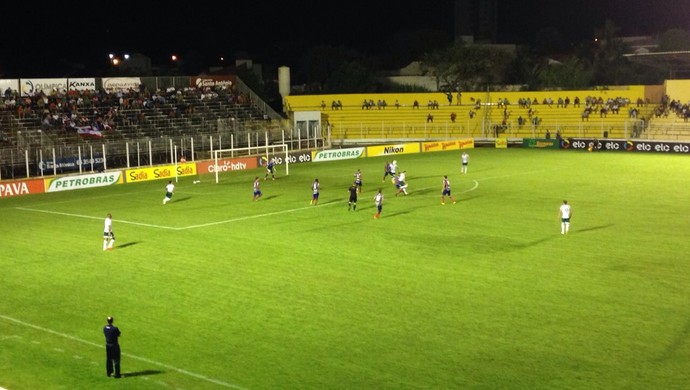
[461,152,469,174]
[310,178,320,205]
[163,180,175,204]
[559,200,572,234]
[374,189,384,219]
[395,171,408,196]
[103,213,115,251]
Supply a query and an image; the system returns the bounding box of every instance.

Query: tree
[591,19,633,85]
[502,45,545,90]
[538,56,593,89]
[657,28,690,52]
[296,45,362,91]
[323,61,378,93]
[421,41,513,91]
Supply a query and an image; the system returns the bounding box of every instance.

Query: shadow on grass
[656,318,690,361]
[571,224,614,234]
[172,196,192,203]
[260,194,281,201]
[117,241,141,249]
[123,369,164,378]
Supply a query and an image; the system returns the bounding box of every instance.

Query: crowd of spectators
[655,95,690,121]
[0,84,249,141]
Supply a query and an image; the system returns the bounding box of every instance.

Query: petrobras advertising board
[312,147,365,162]
[46,172,123,192]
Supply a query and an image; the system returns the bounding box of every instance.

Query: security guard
[103,316,121,378]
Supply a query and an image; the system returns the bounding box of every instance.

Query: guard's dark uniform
[103,317,121,378]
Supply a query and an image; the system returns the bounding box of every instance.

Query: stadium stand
[284,87,659,141]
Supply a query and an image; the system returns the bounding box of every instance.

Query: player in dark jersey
[441,175,457,205]
[264,158,276,180]
[348,182,358,211]
[381,161,392,182]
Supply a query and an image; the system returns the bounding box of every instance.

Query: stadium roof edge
[623,51,690,77]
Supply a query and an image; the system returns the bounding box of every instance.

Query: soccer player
[382,161,392,182]
[390,160,398,178]
[103,213,115,251]
[347,181,358,211]
[461,152,470,174]
[395,171,408,196]
[354,169,363,193]
[253,177,262,201]
[374,189,384,219]
[163,180,175,204]
[441,175,457,205]
[310,178,320,205]
[559,200,572,234]
[264,157,276,180]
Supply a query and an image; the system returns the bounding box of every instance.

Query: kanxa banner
[562,138,690,154]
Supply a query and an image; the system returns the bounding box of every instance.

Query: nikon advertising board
[367,142,421,157]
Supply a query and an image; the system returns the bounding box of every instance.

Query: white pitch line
[15,207,178,230]
[0,314,247,389]
[182,201,340,230]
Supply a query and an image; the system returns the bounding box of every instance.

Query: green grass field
[1,148,689,389]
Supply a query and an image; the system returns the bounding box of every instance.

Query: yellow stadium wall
[285,87,651,112]
[664,80,690,101]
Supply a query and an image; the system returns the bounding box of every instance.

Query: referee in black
[348,181,358,211]
[103,316,121,378]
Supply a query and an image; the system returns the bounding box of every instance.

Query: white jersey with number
[166,183,175,193]
[560,204,571,219]
[104,217,112,233]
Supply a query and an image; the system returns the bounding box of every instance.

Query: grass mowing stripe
[0,314,248,390]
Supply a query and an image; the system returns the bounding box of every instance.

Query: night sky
[2,0,689,77]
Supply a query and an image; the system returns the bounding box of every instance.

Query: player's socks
[103,241,107,251]
[108,240,114,249]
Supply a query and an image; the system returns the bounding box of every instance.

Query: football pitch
[1,148,688,389]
